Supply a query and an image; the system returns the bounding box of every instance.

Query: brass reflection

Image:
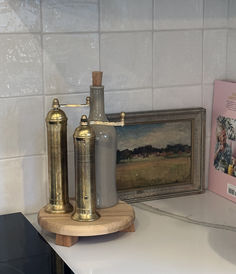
[72,115,99,222]
[45,98,73,214]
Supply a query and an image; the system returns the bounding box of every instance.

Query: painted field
[116,155,191,190]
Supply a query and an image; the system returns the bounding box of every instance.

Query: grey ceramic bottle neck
[89,86,108,122]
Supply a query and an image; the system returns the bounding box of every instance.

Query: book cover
[208,80,236,202]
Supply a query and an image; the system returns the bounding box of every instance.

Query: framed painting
[108,108,206,203]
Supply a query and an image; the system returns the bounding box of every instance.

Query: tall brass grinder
[45,98,73,214]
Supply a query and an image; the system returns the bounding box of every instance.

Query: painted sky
[116,121,191,151]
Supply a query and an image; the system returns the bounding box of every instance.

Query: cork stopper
[92,71,103,86]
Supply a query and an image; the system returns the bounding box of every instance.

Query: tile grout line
[0,153,46,162]
[0,27,231,38]
[202,0,208,184]
[0,94,44,99]
[201,0,205,107]
[98,0,101,71]
[0,27,230,36]
[151,0,155,110]
[0,84,210,100]
[40,0,48,203]
[226,0,230,79]
[40,0,46,156]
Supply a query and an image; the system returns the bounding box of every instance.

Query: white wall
[0,0,229,214]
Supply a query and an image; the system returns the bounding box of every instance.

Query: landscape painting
[116,121,192,190]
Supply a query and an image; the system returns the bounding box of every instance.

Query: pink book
[208,80,236,202]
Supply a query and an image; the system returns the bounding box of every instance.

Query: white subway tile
[44,34,99,94]
[229,0,236,28]
[100,0,152,31]
[22,156,47,214]
[42,0,98,32]
[153,32,158,87]
[0,96,45,158]
[0,35,42,97]
[153,85,202,110]
[154,0,203,30]
[202,84,214,137]
[154,31,202,87]
[0,158,24,214]
[101,32,152,90]
[0,0,40,32]
[0,156,46,214]
[105,89,152,114]
[203,30,227,84]
[45,94,89,153]
[204,0,228,28]
[227,30,236,81]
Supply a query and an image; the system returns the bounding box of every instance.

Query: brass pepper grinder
[72,115,99,222]
[45,98,73,214]
[89,71,125,208]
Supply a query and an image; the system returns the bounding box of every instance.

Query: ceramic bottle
[88,72,118,208]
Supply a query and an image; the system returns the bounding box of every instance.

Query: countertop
[26,191,236,274]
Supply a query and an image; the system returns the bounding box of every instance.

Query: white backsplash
[155,30,203,86]
[101,31,153,90]
[0,0,232,214]
[0,35,42,97]
[42,0,98,32]
[154,0,204,30]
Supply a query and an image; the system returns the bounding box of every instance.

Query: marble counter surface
[26,191,236,274]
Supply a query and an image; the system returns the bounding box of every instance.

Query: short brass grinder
[45,98,73,214]
[72,115,99,222]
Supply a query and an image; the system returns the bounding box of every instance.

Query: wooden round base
[38,200,135,247]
